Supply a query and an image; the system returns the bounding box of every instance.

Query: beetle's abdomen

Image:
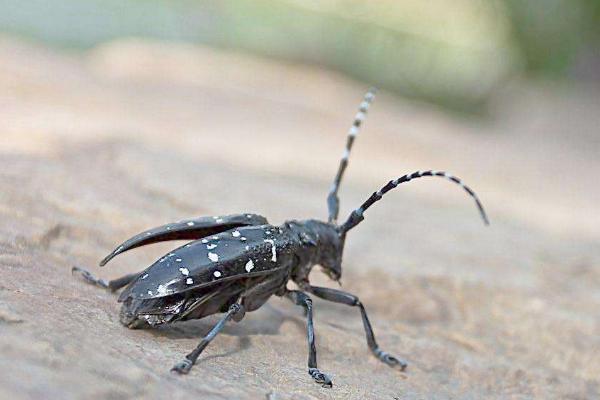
[119,279,245,328]
[119,273,289,328]
[119,294,186,328]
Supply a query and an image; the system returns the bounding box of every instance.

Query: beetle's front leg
[72,266,140,292]
[171,303,245,375]
[305,285,407,371]
[285,290,333,388]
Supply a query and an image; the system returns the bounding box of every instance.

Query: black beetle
[73,88,488,387]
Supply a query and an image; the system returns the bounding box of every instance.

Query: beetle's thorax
[285,219,344,285]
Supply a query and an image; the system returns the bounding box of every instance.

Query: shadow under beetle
[73,88,488,388]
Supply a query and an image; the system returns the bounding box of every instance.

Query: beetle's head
[312,88,488,285]
[302,220,345,282]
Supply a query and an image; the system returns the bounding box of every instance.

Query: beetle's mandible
[73,88,489,388]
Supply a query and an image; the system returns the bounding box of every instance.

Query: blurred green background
[1,0,598,111]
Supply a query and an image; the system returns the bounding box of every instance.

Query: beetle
[73,88,488,387]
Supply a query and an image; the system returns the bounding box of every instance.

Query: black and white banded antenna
[340,170,489,234]
[327,87,377,223]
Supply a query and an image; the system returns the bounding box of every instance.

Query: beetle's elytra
[73,88,488,388]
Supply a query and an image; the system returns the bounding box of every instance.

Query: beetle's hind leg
[285,290,333,388]
[72,266,139,292]
[305,285,407,371]
[171,303,246,375]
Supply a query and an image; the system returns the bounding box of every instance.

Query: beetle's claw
[72,266,109,289]
[171,358,193,375]
[375,349,407,371]
[308,368,333,388]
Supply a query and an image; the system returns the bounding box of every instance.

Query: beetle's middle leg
[305,285,407,371]
[171,302,245,375]
[285,290,333,388]
[72,266,140,292]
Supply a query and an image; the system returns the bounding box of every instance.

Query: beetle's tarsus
[171,303,245,375]
[72,266,139,292]
[231,303,246,322]
[309,368,333,388]
[171,358,193,375]
[375,349,408,371]
[72,266,109,289]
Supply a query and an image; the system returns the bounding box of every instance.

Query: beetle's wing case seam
[118,224,298,302]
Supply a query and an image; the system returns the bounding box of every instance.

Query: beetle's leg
[285,290,333,388]
[72,266,140,292]
[171,303,245,375]
[306,285,407,371]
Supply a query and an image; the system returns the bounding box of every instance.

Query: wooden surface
[1,37,599,399]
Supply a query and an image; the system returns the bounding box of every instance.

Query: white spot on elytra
[264,239,276,262]
[157,285,167,295]
[208,252,219,262]
[175,258,182,262]
[187,221,195,226]
[245,260,255,272]
[232,230,241,237]
[245,245,250,251]
[216,218,224,223]
[213,270,222,278]
[147,290,153,295]
[179,267,189,276]
[201,239,208,244]
[240,237,247,241]
[141,274,148,280]
[207,244,217,250]
[186,277,193,285]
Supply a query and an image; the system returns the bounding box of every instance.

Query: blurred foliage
[503,0,600,76]
[210,0,517,112]
[0,0,598,111]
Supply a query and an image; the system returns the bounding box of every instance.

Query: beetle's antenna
[340,170,489,234]
[327,87,377,223]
